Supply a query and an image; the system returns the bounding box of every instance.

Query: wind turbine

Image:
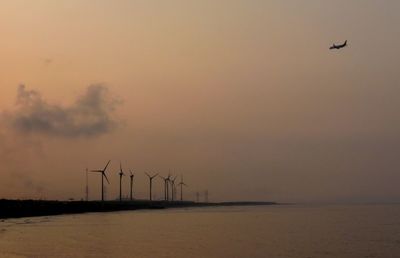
[170,176,177,201]
[159,174,170,201]
[129,169,134,201]
[166,173,171,201]
[145,172,158,201]
[90,160,111,201]
[118,162,125,201]
[178,175,188,201]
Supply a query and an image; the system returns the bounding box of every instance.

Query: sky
[1,0,400,203]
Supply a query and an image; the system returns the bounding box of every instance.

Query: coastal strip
[0,199,277,219]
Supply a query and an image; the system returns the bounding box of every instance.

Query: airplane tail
[344,40,347,45]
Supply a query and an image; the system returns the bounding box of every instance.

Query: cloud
[4,84,120,138]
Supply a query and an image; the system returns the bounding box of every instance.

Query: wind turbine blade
[90,170,103,172]
[103,172,110,184]
[103,160,111,172]
[145,172,150,178]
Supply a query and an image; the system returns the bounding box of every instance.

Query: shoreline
[0,199,277,219]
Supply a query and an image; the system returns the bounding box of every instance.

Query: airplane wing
[337,41,347,49]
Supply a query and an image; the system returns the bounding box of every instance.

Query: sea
[0,204,399,258]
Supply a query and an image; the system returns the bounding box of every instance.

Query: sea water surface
[0,204,400,258]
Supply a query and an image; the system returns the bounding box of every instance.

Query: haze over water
[1,205,400,258]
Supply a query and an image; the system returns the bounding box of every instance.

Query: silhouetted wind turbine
[90,160,111,201]
[129,169,134,201]
[159,174,171,201]
[145,172,158,201]
[178,175,188,201]
[167,170,172,200]
[118,162,125,201]
[170,176,177,201]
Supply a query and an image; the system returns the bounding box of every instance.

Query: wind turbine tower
[90,160,111,201]
[145,172,159,201]
[118,162,125,201]
[159,175,170,201]
[170,176,177,201]
[178,175,187,201]
[129,169,134,201]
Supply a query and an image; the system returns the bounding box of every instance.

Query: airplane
[330,40,347,50]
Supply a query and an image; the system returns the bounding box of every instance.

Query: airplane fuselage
[330,40,347,50]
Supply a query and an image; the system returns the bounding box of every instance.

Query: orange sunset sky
[1,1,400,202]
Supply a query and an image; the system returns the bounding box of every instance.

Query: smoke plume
[4,84,120,138]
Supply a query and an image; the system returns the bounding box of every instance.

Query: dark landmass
[0,199,277,219]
